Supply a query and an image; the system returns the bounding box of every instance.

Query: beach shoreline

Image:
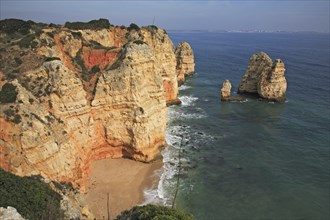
[83,158,163,219]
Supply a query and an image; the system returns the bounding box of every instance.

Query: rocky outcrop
[238,51,287,102]
[220,79,246,102]
[238,51,272,94]
[0,206,25,220]
[0,42,166,190]
[139,27,181,105]
[0,21,179,191]
[221,80,232,100]
[258,59,287,101]
[175,42,195,85]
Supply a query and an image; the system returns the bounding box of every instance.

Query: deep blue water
[160,32,330,220]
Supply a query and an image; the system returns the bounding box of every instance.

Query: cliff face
[258,59,287,101]
[175,42,195,85]
[0,19,180,190]
[139,27,180,104]
[238,51,287,102]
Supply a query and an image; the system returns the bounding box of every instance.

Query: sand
[83,158,163,219]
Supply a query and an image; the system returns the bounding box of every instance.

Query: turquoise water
[159,33,329,220]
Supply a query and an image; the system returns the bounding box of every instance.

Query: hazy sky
[1,0,329,32]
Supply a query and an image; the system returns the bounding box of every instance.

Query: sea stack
[175,42,195,85]
[238,51,287,102]
[221,79,232,100]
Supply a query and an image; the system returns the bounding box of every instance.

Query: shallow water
[147,32,329,220]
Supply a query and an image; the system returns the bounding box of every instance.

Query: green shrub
[0,169,64,220]
[45,56,61,62]
[115,204,194,220]
[64,18,110,30]
[148,25,158,30]
[0,19,31,35]
[71,31,82,39]
[0,83,17,103]
[12,114,22,124]
[14,57,23,65]
[18,33,36,48]
[91,65,100,73]
[128,23,140,32]
[133,40,146,45]
[46,31,54,38]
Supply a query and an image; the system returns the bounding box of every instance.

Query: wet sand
[84,158,163,219]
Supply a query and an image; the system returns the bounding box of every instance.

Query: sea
[143,32,330,220]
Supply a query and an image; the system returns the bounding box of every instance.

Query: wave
[180,95,198,106]
[178,85,192,91]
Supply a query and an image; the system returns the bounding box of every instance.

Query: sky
[0,0,329,32]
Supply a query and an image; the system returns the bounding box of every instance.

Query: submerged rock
[238,51,287,102]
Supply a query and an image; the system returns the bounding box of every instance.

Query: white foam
[178,85,192,91]
[169,110,206,120]
[180,95,198,106]
[142,95,204,206]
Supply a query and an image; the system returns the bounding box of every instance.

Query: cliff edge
[0,19,193,190]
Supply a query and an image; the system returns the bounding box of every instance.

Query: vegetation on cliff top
[115,204,194,220]
[64,18,111,30]
[0,169,64,220]
[0,19,32,35]
[0,83,18,103]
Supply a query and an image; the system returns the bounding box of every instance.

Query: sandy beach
[83,158,163,219]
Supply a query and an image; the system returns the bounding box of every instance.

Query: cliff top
[0,18,165,99]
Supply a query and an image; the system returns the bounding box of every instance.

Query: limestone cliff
[175,42,195,85]
[238,51,287,102]
[139,27,181,104]
[258,59,287,101]
[0,19,184,191]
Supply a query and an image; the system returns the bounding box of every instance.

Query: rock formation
[220,79,246,102]
[221,80,232,100]
[0,206,25,220]
[258,59,287,101]
[175,42,195,85]
[0,19,191,191]
[139,27,181,105]
[238,51,287,102]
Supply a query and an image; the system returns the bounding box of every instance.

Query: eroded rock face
[258,59,287,101]
[0,20,196,192]
[238,51,287,102]
[0,45,166,190]
[221,80,232,100]
[175,42,195,85]
[238,51,272,94]
[139,27,180,105]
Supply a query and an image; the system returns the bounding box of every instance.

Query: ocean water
[145,32,330,220]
